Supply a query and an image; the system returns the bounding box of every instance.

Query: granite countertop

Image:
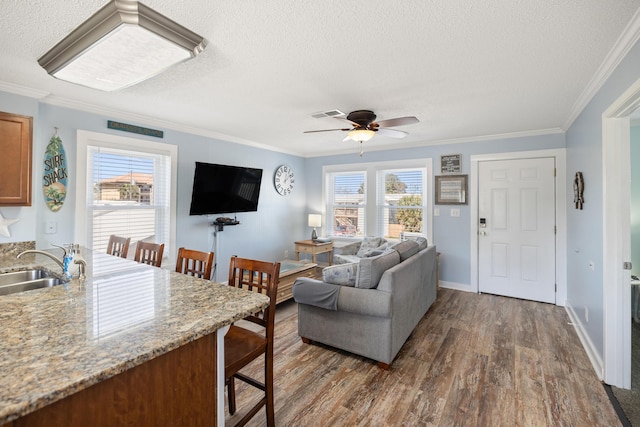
[0,248,270,424]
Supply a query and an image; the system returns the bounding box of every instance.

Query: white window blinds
[377,168,425,240]
[326,171,366,237]
[86,145,171,256]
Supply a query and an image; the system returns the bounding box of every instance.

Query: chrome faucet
[74,257,87,280]
[17,250,64,270]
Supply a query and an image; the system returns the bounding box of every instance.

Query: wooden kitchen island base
[7,333,217,427]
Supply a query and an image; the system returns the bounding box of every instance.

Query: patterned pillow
[356,236,382,257]
[322,263,358,287]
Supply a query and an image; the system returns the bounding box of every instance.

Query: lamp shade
[308,214,322,228]
[37,0,206,91]
[347,129,375,142]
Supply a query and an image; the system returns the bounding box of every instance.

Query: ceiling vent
[311,109,345,119]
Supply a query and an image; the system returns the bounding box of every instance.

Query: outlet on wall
[284,249,289,259]
[584,306,589,323]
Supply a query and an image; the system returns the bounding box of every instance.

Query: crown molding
[39,95,302,156]
[0,81,50,99]
[563,8,640,131]
[303,128,564,158]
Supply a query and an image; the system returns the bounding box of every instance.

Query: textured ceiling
[0,0,639,157]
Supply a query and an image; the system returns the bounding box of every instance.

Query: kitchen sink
[0,269,65,296]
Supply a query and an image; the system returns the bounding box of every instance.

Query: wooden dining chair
[106,235,131,258]
[225,256,280,427]
[134,241,165,268]
[175,247,214,280]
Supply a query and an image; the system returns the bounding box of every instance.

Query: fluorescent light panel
[38,0,206,91]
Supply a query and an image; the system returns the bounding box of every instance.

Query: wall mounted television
[189,162,263,215]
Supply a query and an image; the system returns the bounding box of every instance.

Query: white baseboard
[565,304,604,380]
[439,281,475,292]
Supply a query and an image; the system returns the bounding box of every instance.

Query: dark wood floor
[225,288,621,426]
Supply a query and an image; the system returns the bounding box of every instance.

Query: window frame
[323,158,433,244]
[75,130,178,261]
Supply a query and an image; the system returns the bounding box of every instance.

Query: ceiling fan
[304,109,419,155]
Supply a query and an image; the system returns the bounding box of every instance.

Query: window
[377,168,425,240]
[326,171,366,236]
[324,159,432,243]
[76,130,177,260]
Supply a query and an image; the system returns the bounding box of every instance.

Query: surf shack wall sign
[43,129,68,212]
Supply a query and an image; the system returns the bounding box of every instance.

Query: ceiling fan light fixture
[37,0,206,91]
[347,129,375,142]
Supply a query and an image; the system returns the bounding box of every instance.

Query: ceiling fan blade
[375,116,419,128]
[377,128,408,139]
[333,116,359,126]
[303,128,351,133]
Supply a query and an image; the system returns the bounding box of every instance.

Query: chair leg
[265,351,274,427]
[228,377,236,415]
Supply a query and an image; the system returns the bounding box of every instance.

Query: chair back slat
[175,247,214,280]
[107,235,131,258]
[228,256,280,328]
[134,241,165,267]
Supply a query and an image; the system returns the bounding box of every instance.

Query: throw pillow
[391,240,420,262]
[356,250,400,289]
[322,263,358,286]
[356,236,382,257]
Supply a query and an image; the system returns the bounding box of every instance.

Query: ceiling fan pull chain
[359,140,364,157]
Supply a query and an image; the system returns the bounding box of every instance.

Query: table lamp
[308,214,321,241]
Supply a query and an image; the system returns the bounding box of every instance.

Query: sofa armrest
[293,277,392,317]
[292,278,340,310]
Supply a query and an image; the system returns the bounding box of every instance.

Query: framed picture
[440,154,461,174]
[435,175,467,205]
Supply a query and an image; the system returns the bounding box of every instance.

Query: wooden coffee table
[276,260,318,304]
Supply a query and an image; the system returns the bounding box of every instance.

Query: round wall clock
[274,164,294,195]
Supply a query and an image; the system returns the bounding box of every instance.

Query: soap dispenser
[63,244,75,279]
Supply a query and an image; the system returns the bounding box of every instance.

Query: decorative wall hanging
[0,211,19,237]
[43,128,68,212]
[435,174,468,205]
[573,171,584,209]
[440,154,462,174]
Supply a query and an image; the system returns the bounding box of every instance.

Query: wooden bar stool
[106,235,131,258]
[175,247,214,280]
[225,256,280,427]
[134,241,165,268]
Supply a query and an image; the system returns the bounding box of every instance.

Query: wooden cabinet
[7,333,217,427]
[0,111,32,206]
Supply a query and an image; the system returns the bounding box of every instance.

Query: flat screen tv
[189,162,263,215]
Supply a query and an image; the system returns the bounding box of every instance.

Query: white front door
[478,157,556,303]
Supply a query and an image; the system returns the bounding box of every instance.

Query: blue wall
[565,39,640,358]
[0,94,307,279]
[304,133,565,286]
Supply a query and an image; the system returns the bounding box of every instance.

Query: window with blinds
[377,168,425,240]
[324,159,431,241]
[326,171,366,237]
[86,145,171,256]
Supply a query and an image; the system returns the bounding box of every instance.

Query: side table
[294,240,333,265]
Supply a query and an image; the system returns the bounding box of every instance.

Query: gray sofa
[292,239,437,369]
